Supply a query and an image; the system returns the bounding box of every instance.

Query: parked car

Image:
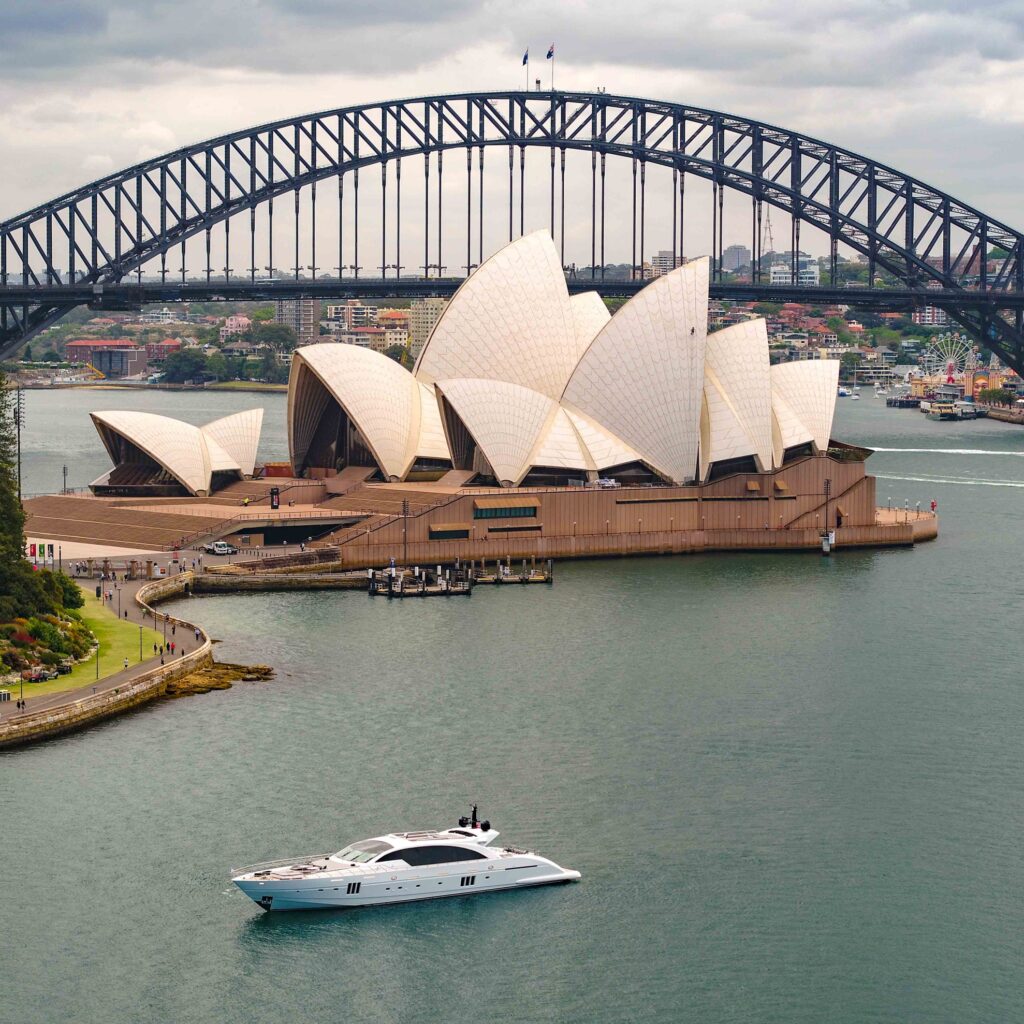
[56,661,74,675]
[202,540,238,556]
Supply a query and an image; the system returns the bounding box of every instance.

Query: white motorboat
[232,808,580,912]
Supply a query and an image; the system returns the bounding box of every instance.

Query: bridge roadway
[5,278,1024,312]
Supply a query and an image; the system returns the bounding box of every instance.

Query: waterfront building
[65,338,149,378]
[275,299,318,348]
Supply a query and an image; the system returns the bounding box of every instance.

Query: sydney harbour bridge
[2,90,1023,374]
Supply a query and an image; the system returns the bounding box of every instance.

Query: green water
[3,393,1024,1023]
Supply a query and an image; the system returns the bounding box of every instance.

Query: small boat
[849,392,860,400]
[232,807,581,912]
[837,386,852,397]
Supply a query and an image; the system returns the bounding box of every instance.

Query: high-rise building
[769,255,820,287]
[407,297,448,357]
[722,245,751,272]
[325,300,378,328]
[649,250,682,278]
[275,299,318,348]
[912,306,950,327]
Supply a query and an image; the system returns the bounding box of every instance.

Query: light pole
[139,625,143,662]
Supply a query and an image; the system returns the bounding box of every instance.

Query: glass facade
[473,505,537,520]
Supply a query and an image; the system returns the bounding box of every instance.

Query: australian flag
[546,44,555,59]
[522,49,529,65]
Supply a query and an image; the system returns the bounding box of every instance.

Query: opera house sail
[288,231,841,488]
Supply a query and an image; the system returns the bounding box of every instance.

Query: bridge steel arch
[2,90,1023,371]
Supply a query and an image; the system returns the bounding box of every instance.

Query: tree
[251,306,275,322]
[0,372,79,619]
[978,387,1017,406]
[753,302,782,316]
[384,343,410,367]
[41,350,61,362]
[205,353,229,380]
[22,344,32,362]
[254,322,297,351]
[161,349,209,383]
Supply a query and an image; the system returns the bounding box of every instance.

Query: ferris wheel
[921,334,975,380]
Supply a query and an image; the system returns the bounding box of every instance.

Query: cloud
[0,0,1021,238]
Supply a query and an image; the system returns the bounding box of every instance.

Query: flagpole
[551,54,555,91]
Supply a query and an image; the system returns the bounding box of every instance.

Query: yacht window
[334,840,392,863]
[377,845,487,867]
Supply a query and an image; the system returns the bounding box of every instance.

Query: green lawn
[10,590,163,700]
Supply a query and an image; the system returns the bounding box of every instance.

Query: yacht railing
[230,854,331,877]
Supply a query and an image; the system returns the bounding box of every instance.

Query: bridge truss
[2,90,1023,372]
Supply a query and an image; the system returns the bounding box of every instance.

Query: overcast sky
[1,0,1022,263]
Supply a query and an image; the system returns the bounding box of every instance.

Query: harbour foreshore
[0,573,211,751]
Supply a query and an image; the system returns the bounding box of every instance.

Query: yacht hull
[235,864,580,912]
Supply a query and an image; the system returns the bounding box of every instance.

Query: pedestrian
[194,628,200,641]
[172,624,176,636]
[124,610,128,619]
[123,658,128,670]
[153,643,158,654]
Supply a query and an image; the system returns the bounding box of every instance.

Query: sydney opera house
[43,231,933,562]
[288,231,841,490]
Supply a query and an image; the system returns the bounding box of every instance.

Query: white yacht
[232,809,581,912]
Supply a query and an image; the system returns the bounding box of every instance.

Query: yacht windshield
[333,840,392,863]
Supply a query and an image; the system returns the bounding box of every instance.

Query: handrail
[0,573,211,741]
[230,854,331,877]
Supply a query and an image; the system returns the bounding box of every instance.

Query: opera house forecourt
[31,230,934,563]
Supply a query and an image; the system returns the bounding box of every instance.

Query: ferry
[231,808,581,912]
[926,402,959,421]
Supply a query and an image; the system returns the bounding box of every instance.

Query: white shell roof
[563,408,642,472]
[435,378,559,486]
[416,383,451,462]
[568,291,611,363]
[529,407,591,471]
[701,319,774,477]
[562,258,710,484]
[92,410,214,495]
[282,235,845,487]
[770,361,840,460]
[203,409,264,477]
[293,344,421,480]
[414,231,579,400]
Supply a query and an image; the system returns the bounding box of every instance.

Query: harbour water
[3,390,1024,1023]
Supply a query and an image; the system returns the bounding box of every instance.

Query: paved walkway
[7,573,198,717]
[5,542,296,719]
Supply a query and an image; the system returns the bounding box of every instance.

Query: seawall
[0,573,212,751]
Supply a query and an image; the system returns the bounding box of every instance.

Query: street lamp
[139,624,143,663]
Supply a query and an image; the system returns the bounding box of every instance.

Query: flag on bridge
[547,44,555,59]
[522,49,529,65]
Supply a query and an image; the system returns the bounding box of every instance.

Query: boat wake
[870,447,1024,456]
[874,473,1024,489]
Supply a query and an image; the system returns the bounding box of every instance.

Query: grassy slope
[8,591,163,700]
